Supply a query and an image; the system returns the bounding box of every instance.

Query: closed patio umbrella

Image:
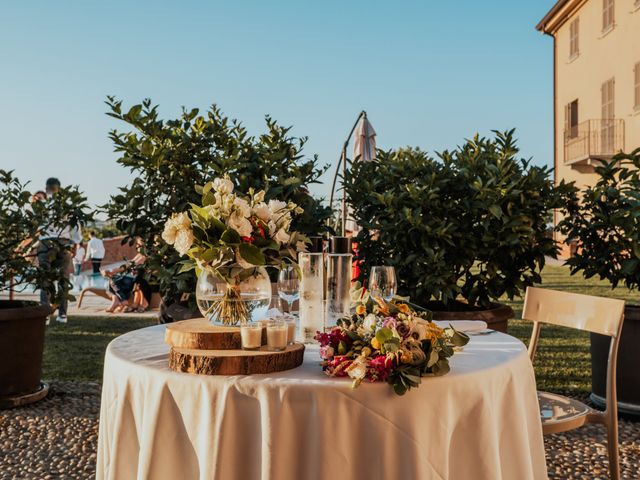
[329,111,377,236]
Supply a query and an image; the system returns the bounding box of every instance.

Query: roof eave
[536,0,579,35]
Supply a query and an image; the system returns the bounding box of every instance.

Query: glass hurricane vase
[196,267,272,326]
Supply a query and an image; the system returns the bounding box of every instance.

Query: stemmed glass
[368,266,397,302]
[278,265,300,315]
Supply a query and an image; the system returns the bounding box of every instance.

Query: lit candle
[266,320,288,351]
[240,323,263,350]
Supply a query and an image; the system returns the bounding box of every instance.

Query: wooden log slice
[164,318,267,350]
[169,343,305,375]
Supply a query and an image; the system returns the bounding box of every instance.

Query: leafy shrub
[344,130,576,309]
[103,97,332,306]
[558,148,640,289]
[0,170,92,303]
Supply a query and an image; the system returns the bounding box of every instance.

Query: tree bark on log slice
[169,343,305,375]
[164,318,267,350]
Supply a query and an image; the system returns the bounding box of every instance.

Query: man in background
[38,177,82,324]
[85,230,105,274]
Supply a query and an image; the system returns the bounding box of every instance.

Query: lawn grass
[42,264,638,397]
[43,316,156,382]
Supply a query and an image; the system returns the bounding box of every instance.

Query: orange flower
[356,304,367,316]
[397,303,410,314]
[371,337,381,350]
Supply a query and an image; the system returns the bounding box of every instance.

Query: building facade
[537,0,640,189]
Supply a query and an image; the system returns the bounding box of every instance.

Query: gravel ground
[0,381,638,479]
[0,382,99,479]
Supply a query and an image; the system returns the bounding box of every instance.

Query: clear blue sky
[0,0,556,211]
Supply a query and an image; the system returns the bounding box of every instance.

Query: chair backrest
[523,287,624,338]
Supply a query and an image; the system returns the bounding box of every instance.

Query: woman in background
[72,243,85,276]
[101,238,149,313]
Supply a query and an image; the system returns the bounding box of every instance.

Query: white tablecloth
[97,325,547,480]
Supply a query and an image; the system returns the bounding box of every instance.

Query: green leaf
[177,261,196,274]
[448,327,470,347]
[375,327,393,345]
[220,229,241,245]
[427,348,439,367]
[488,204,502,219]
[238,243,266,265]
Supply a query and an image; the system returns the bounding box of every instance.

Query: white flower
[276,213,292,230]
[174,229,194,256]
[174,212,191,228]
[273,228,290,244]
[162,212,191,245]
[268,199,288,215]
[233,197,252,218]
[253,190,266,204]
[222,194,235,213]
[363,313,378,332]
[227,212,253,237]
[345,355,368,381]
[213,177,234,195]
[253,202,271,222]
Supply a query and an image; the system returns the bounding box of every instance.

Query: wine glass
[278,265,300,315]
[368,266,397,302]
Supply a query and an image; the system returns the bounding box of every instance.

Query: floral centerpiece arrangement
[315,289,469,395]
[162,175,307,325]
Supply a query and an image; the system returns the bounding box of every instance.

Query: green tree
[103,97,332,307]
[558,148,640,289]
[345,130,576,309]
[0,170,92,304]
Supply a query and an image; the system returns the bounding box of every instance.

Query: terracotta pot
[590,304,640,417]
[0,300,51,408]
[428,302,514,333]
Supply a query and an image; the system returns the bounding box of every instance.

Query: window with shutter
[565,100,579,139]
[601,79,615,152]
[602,0,615,32]
[569,18,579,58]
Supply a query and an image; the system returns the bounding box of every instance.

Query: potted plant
[344,130,575,332]
[557,148,640,415]
[0,170,91,408]
[103,98,333,322]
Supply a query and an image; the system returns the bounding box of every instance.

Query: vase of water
[196,267,272,326]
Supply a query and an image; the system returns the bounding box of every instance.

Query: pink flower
[382,316,397,329]
[319,345,335,360]
[366,355,394,382]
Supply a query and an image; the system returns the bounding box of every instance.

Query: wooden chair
[76,287,110,308]
[523,286,625,480]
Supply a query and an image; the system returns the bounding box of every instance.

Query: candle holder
[240,322,263,351]
[266,319,288,351]
[285,316,296,345]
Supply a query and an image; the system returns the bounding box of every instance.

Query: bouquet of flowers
[162,175,307,324]
[315,290,469,395]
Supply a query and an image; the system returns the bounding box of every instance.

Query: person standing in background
[38,177,82,324]
[85,230,105,274]
[72,243,85,276]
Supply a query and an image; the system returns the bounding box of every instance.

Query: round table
[97,325,547,480]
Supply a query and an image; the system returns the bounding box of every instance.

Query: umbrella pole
[328,110,367,235]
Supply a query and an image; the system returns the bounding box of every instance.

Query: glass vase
[196,267,272,326]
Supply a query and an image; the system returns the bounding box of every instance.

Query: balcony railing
[564,119,625,165]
